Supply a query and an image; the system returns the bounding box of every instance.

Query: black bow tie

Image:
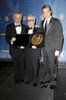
[15,25,21,27]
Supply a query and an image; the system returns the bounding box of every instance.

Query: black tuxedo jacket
[5,23,27,54]
[40,17,64,52]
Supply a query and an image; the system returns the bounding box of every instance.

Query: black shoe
[50,80,57,89]
[20,79,24,83]
[39,81,44,85]
[55,78,57,81]
[50,84,55,89]
[33,84,37,88]
[39,79,50,85]
[41,83,48,88]
[25,81,30,85]
[15,80,19,84]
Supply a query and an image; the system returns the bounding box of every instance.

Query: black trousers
[44,49,57,81]
[11,47,25,81]
[25,48,41,84]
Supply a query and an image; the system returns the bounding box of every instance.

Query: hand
[20,46,25,49]
[11,37,16,42]
[32,46,37,49]
[55,50,59,56]
[35,25,39,27]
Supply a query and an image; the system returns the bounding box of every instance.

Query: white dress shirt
[43,16,52,29]
[11,23,22,44]
[28,26,34,34]
[15,23,22,34]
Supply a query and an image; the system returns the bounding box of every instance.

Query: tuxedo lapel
[21,24,22,34]
[20,24,26,34]
[12,23,16,36]
[45,17,54,35]
[25,27,29,34]
[33,27,37,34]
[41,20,44,29]
[46,22,52,34]
[21,24,25,34]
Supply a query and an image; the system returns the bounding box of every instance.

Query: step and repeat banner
[0,0,66,62]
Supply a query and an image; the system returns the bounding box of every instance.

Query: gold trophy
[31,33,43,46]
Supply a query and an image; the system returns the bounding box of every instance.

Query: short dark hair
[41,5,52,15]
[13,11,23,17]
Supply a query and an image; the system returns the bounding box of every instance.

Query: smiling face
[42,7,52,19]
[13,13,22,24]
[27,16,35,28]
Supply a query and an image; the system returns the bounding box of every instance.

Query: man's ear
[13,16,15,21]
[21,13,23,20]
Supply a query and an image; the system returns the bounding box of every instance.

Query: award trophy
[31,33,44,46]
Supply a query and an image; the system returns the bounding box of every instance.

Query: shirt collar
[29,25,34,29]
[14,23,21,26]
[45,16,52,24]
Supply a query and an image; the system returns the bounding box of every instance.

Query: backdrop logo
[40,15,44,20]
[59,14,64,20]
[4,16,9,21]
[0,17,1,21]
[23,16,26,21]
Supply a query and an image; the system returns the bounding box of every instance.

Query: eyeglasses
[27,20,34,22]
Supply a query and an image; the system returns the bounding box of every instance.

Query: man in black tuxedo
[5,11,27,84]
[25,15,45,87]
[40,5,64,89]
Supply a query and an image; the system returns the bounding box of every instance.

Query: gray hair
[27,14,35,21]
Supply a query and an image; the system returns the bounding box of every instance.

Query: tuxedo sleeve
[5,25,14,45]
[54,20,64,51]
